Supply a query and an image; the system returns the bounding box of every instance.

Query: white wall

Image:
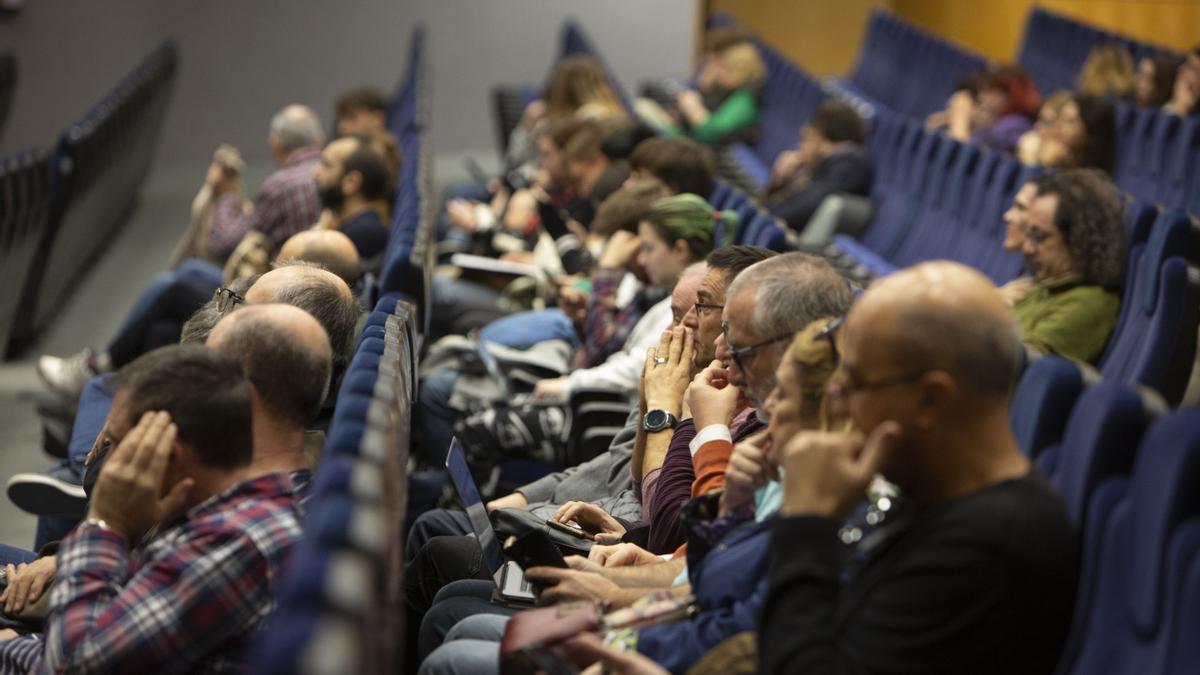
[0,0,696,166]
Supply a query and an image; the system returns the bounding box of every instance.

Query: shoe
[5,473,88,517]
[36,349,104,398]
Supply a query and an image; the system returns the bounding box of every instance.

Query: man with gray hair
[205,104,326,261]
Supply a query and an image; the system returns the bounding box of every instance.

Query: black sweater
[760,471,1077,674]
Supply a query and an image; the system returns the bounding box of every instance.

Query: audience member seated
[927,66,1040,154]
[34,230,361,400]
[763,100,873,241]
[531,193,725,399]
[1164,44,1199,116]
[626,136,717,197]
[760,261,1077,674]
[1017,92,1117,173]
[1134,51,1182,109]
[637,27,764,146]
[14,264,361,548]
[334,86,388,137]
[1076,43,1135,99]
[0,303,334,623]
[415,307,852,674]
[0,346,304,673]
[312,133,393,263]
[176,104,325,266]
[1004,169,1125,363]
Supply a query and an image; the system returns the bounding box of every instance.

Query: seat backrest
[1010,355,1085,461]
[0,148,51,358]
[0,51,15,144]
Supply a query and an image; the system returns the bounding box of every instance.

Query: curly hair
[1034,169,1126,291]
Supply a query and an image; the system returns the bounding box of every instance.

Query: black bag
[453,394,572,490]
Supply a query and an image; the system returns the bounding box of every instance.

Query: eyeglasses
[213,287,245,313]
[816,316,843,365]
[722,322,792,372]
[694,302,724,318]
[1022,226,1058,246]
[827,369,929,400]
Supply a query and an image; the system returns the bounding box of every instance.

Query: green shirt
[665,89,759,146]
[1013,276,1121,364]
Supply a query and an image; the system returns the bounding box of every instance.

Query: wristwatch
[642,409,678,433]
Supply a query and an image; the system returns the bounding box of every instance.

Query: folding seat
[1099,210,1198,403]
[1162,116,1200,213]
[1009,355,1086,461]
[0,149,50,358]
[1163,411,1200,672]
[1061,407,1200,674]
[1113,105,1155,199]
[310,455,386,503]
[252,611,364,675]
[1124,198,1158,250]
[887,136,965,268]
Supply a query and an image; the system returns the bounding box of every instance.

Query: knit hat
[645,193,736,250]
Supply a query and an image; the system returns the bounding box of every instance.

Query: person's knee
[444,614,509,643]
[418,639,500,675]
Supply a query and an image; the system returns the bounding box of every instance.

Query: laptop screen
[444,437,504,575]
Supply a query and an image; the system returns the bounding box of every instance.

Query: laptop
[444,437,535,604]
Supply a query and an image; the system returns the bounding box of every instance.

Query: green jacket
[1013,276,1121,364]
[666,88,759,146]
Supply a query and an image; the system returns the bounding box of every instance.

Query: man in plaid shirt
[206,104,324,262]
[0,345,302,674]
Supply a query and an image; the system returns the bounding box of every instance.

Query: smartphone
[504,531,569,570]
[545,518,593,540]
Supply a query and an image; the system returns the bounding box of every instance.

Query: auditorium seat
[1010,355,1086,460]
[0,148,50,359]
[12,41,178,351]
[1060,406,1200,674]
[1099,210,1199,403]
[0,51,15,144]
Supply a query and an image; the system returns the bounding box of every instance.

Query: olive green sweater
[1013,276,1121,364]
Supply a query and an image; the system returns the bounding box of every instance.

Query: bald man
[277,229,361,286]
[206,304,332,494]
[762,261,1077,674]
[207,104,326,261]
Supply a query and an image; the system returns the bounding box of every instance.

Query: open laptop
[444,437,535,604]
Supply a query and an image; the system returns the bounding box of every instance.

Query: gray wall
[0,1,695,167]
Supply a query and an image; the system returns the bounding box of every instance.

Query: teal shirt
[1013,276,1121,364]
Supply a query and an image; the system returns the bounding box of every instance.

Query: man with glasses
[762,260,1077,674]
[1010,169,1124,364]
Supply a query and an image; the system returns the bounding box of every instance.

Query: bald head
[851,262,1022,401]
[269,104,324,154]
[278,230,361,285]
[245,264,361,387]
[207,304,332,428]
[672,262,707,326]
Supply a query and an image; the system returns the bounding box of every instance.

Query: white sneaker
[6,473,88,517]
[35,349,100,398]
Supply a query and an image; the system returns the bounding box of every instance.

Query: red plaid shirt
[208,146,322,261]
[8,472,302,675]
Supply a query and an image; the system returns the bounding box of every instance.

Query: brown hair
[591,178,670,237]
[1077,44,1135,99]
[542,55,625,121]
[629,137,715,196]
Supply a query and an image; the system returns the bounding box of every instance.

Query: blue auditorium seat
[252,611,363,675]
[1164,117,1200,214]
[1124,199,1158,250]
[1099,210,1198,403]
[1061,407,1200,674]
[1010,355,1085,461]
[0,148,51,357]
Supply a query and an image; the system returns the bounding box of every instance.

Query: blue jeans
[480,309,579,351]
[418,614,509,675]
[0,545,38,568]
[419,579,517,662]
[417,370,459,466]
[35,374,114,550]
[106,260,221,366]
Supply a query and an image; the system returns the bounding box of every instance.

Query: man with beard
[312,134,393,262]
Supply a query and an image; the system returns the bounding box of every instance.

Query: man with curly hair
[1011,168,1126,363]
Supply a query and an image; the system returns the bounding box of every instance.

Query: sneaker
[36,349,106,398]
[6,473,88,517]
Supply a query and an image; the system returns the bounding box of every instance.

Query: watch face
[645,410,667,429]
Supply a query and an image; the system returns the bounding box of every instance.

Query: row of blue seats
[1010,355,1200,673]
[1,41,177,357]
[707,178,788,251]
[0,50,14,143]
[843,8,989,121]
[1018,6,1184,96]
[1114,102,1200,215]
[252,26,432,673]
[0,147,50,357]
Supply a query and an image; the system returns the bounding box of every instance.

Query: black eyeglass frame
[213,287,245,313]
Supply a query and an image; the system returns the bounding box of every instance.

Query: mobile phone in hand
[546,518,593,540]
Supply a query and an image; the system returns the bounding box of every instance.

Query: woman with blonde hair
[1077,43,1136,99]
